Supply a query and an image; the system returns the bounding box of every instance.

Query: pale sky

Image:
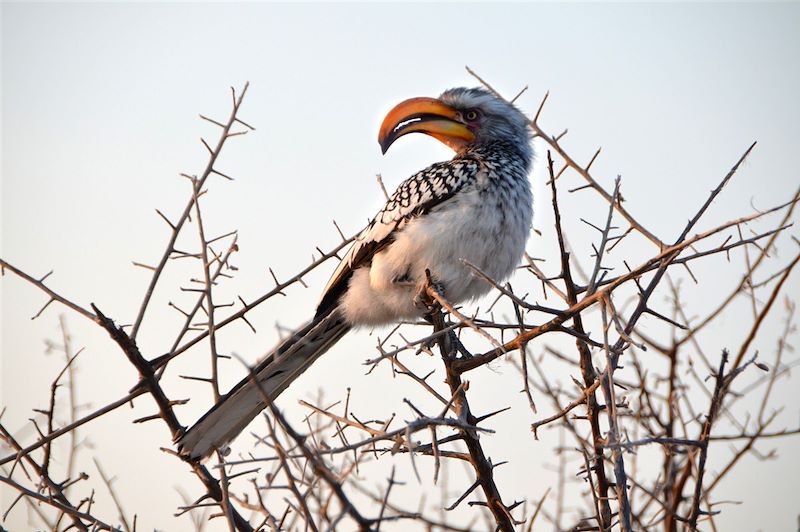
[3,3,799,531]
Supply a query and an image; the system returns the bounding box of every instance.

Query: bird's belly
[342,189,531,326]
[400,191,529,299]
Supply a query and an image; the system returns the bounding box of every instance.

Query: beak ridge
[378,97,475,154]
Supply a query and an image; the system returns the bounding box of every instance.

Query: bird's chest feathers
[369,166,531,301]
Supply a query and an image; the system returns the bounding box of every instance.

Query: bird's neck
[459,140,533,173]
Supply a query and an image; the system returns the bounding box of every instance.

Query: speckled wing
[316,158,480,316]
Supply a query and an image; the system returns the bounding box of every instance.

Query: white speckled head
[438,87,533,166]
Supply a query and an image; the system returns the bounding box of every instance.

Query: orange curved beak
[378,97,475,154]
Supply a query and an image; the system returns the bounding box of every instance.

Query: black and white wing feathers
[316,158,481,315]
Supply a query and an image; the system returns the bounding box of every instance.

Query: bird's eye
[465,110,479,121]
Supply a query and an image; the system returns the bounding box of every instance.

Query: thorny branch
[2,75,798,532]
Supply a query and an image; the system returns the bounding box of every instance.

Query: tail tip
[175,430,230,461]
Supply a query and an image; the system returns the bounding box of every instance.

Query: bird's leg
[415,271,473,359]
[418,317,473,358]
[450,331,473,358]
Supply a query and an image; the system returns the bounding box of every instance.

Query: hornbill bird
[178,87,534,459]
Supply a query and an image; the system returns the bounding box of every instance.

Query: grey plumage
[317,157,479,317]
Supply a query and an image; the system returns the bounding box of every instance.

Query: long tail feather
[177,309,350,459]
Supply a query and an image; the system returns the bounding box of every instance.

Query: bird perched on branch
[178,87,534,459]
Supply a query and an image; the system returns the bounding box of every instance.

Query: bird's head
[378,87,531,161]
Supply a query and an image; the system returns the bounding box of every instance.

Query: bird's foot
[418,322,473,358]
[414,273,446,313]
[413,283,442,313]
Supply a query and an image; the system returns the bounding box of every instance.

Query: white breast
[340,175,532,327]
